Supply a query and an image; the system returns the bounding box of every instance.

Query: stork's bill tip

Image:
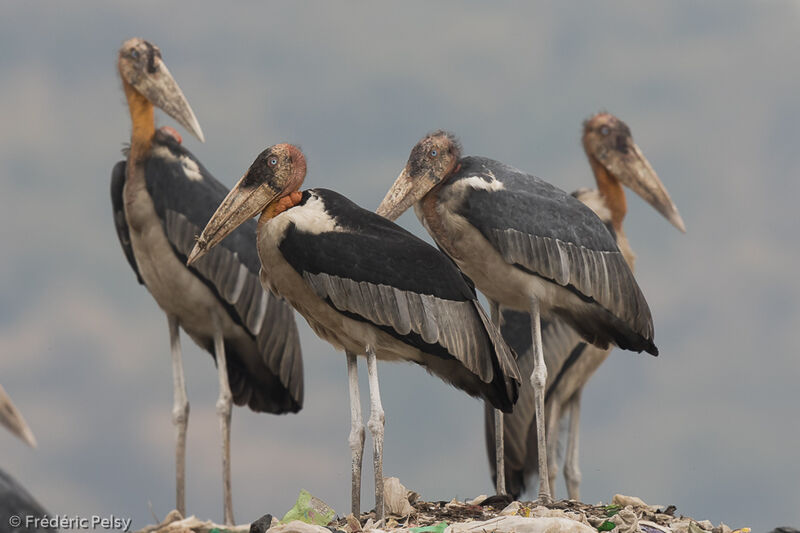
[186,241,206,266]
[672,211,687,233]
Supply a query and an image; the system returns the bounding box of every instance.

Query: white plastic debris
[671,518,693,533]
[384,477,415,516]
[466,494,488,506]
[444,515,595,533]
[499,501,522,516]
[269,520,333,533]
[444,498,460,509]
[609,507,639,533]
[134,512,250,533]
[613,494,649,508]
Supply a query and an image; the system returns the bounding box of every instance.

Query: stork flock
[103,37,685,524]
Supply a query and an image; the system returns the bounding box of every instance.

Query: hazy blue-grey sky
[1,2,798,532]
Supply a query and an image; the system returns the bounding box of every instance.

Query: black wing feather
[110,161,143,284]
[278,188,519,411]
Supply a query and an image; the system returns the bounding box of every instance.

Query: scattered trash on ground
[281,490,337,526]
[135,482,760,533]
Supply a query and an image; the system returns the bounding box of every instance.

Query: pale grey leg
[168,314,189,518]
[489,300,506,496]
[545,397,561,497]
[365,346,385,523]
[564,389,583,500]
[346,351,365,517]
[529,296,552,503]
[212,312,235,525]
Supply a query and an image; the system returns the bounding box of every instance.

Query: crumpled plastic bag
[269,520,333,533]
[280,490,336,526]
[384,477,415,516]
[607,507,639,533]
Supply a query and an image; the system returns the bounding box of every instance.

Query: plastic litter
[281,490,336,526]
[269,521,333,533]
[384,477,415,517]
[409,522,447,533]
[444,515,595,533]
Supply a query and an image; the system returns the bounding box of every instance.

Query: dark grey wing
[110,161,143,285]
[454,156,656,354]
[280,188,519,412]
[144,131,303,413]
[0,469,54,533]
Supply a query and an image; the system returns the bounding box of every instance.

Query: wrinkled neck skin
[586,156,637,270]
[122,78,155,197]
[418,180,461,258]
[123,79,155,162]
[588,155,627,233]
[267,191,304,219]
[258,191,304,229]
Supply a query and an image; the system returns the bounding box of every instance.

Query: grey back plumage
[452,156,655,354]
[111,130,303,413]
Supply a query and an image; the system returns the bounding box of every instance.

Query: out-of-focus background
[1,2,798,531]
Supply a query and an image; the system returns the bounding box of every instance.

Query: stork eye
[131,49,140,59]
[600,126,610,136]
[430,149,438,157]
[268,157,278,167]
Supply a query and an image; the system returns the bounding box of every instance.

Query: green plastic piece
[410,521,448,533]
[604,504,621,518]
[280,489,337,526]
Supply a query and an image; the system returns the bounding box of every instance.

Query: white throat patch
[282,192,341,235]
[455,174,505,192]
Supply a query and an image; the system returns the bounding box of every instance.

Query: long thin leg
[167,314,189,518]
[488,300,506,496]
[365,346,385,523]
[212,312,235,525]
[346,351,365,517]
[564,389,583,500]
[529,296,552,503]
[545,397,562,496]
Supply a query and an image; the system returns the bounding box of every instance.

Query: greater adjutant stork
[377,131,658,502]
[484,112,686,500]
[187,144,520,522]
[112,38,303,523]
